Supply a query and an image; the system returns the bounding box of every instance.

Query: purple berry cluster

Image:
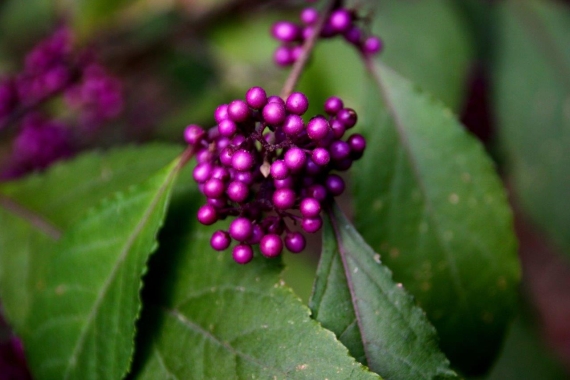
[0,27,123,179]
[271,6,383,67]
[184,87,366,264]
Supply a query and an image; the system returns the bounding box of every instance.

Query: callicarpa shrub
[5,0,570,379]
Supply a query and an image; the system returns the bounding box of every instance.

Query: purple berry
[302,216,323,233]
[337,108,357,128]
[362,36,383,55]
[208,197,227,209]
[284,147,307,172]
[307,184,327,202]
[348,133,366,157]
[330,119,346,138]
[184,124,205,145]
[285,232,306,253]
[274,46,295,67]
[262,102,287,125]
[211,166,230,182]
[305,158,321,176]
[232,149,255,171]
[246,86,267,109]
[260,234,283,258]
[300,197,321,218]
[218,119,237,137]
[193,162,213,183]
[229,217,253,241]
[216,136,230,151]
[227,181,249,202]
[272,21,301,42]
[312,147,330,166]
[343,26,362,45]
[303,26,315,40]
[272,188,296,209]
[300,8,319,25]
[228,100,250,123]
[196,148,213,163]
[214,104,229,123]
[203,178,226,198]
[233,244,254,264]
[220,147,234,166]
[291,46,303,61]
[306,116,330,140]
[324,96,344,115]
[282,114,305,136]
[248,224,264,244]
[274,177,294,189]
[334,158,353,171]
[233,170,254,185]
[329,9,352,33]
[286,92,309,115]
[329,140,351,161]
[197,204,218,225]
[325,174,345,196]
[270,159,289,179]
[232,134,246,146]
[267,95,285,105]
[211,230,231,251]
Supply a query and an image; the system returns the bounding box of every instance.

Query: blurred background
[0,0,569,378]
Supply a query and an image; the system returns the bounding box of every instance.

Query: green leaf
[352,63,520,374]
[311,203,457,380]
[493,0,570,256]
[0,144,181,333]
[21,155,183,380]
[130,201,380,380]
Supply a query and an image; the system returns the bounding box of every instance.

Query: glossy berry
[348,133,366,156]
[307,184,328,202]
[218,119,237,137]
[184,124,205,145]
[214,104,229,123]
[211,230,231,251]
[284,147,306,172]
[227,181,249,202]
[272,21,301,42]
[248,224,264,244]
[197,204,218,225]
[227,100,250,123]
[307,116,330,140]
[193,162,213,183]
[325,174,345,196]
[229,217,253,242]
[260,234,283,258]
[286,92,309,115]
[329,140,351,161]
[282,114,304,136]
[285,232,306,253]
[246,86,267,109]
[329,9,352,32]
[324,97,344,115]
[302,216,323,233]
[233,244,254,264]
[337,108,358,128]
[270,160,289,180]
[272,188,296,209]
[300,197,321,218]
[232,150,254,171]
[203,178,225,198]
[312,147,330,166]
[262,102,287,125]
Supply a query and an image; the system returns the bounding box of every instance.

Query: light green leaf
[22,156,183,380]
[130,201,380,380]
[493,0,570,256]
[353,63,520,374]
[311,203,457,380]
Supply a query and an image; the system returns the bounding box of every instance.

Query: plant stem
[279,0,337,99]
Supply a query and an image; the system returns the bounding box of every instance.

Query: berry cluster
[271,6,383,67]
[0,27,123,179]
[184,87,366,264]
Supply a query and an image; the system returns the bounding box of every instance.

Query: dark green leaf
[353,63,520,374]
[130,201,380,380]
[311,203,457,380]
[22,156,183,380]
[493,0,570,255]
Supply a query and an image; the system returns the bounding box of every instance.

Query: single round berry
[233,244,254,264]
[214,104,229,123]
[325,174,345,196]
[300,7,319,25]
[227,100,250,123]
[270,159,289,180]
[267,95,285,105]
[324,96,344,115]
[284,147,307,172]
[362,36,383,55]
[227,181,249,202]
[184,124,205,145]
[233,170,254,185]
[274,177,294,189]
[248,224,264,245]
[272,21,301,42]
[286,92,309,115]
[343,26,362,45]
[307,184,327,202]
[337,108,357,128]
[348,133,366,157]
[197,204,218,225]
[218,119,237,137]
[312,147,330,166]
[282,114,305,136]
[262,102,287,125]
[272,188,296,209]
[246,86,267,109]
[330,119,346,139]
[302,216,323,233]
[285,232,306,253]
[216,136,230,151]
[300,197,321,218]
[219,147,234,166]
[208,197,227,209]
[305,158,321,176]
[211,166,230,182]
[260,234,283,258]
[329,140,351,161]
[232,134,246,146]
[210,230,231,251]
[203,178,226,198]
[193,162,213,183]
[274,46,294,67]
[196,149,214,163]
[329,9,352,33]
[307,116,330,140]
[229,217,253,242]
[232,149,255,171]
